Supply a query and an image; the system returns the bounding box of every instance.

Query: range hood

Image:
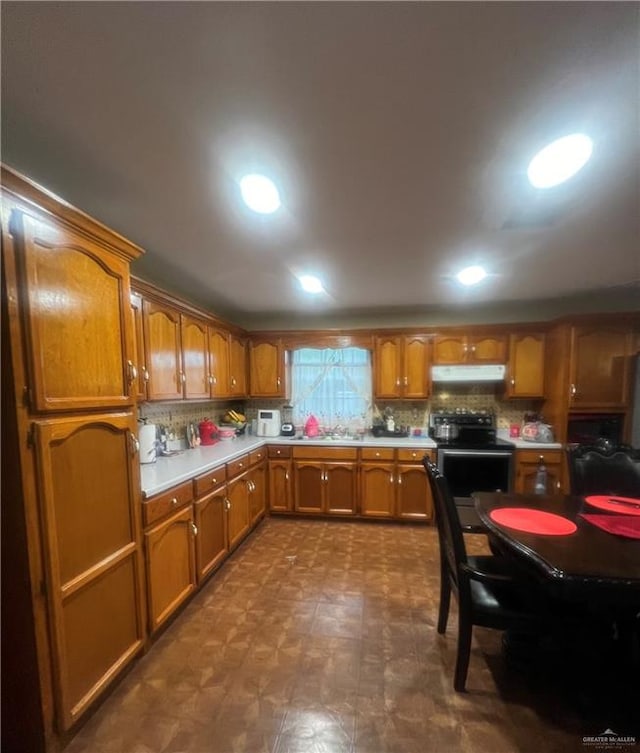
[431,364,506,383]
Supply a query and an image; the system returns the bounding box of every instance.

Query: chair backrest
[566,443,640,497]
[423,457,468,590]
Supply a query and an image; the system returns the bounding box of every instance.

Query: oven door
[436,448,514,505]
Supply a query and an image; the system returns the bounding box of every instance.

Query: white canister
[139,423,157,464]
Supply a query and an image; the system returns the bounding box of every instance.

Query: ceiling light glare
[456,265,487,286]
[527,133,593,188]
[299,275,324,294]
[239,174,281,214]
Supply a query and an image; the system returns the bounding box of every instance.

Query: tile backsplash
[138,400,245,438]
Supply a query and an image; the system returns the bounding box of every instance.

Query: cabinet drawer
[193,465,227,498]
[143,480,193,527]
[268,445,291,459]
[249,448,267,466]
[397,448,432,463]
[293,446,358,461]
[227,454,249,479]
[517,450,562,464]
[361,447,395,461]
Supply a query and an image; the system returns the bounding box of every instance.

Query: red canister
[199,419,218,446]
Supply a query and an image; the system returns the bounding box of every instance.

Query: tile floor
[66,518,638,753]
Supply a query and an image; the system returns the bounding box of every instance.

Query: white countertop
[140,434,438,497]
[139,433,563,498]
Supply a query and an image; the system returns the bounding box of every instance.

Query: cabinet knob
[239,462,243,468]
[191,522,198,536]
[225,498,231,510]
[375,451,380,457]
[170,497,178,506]
[143,368,149,382]
[389,473,394,484]
[129,433,140,456]
[277,377,281,387]
[211,478,217,485]
[570,383,577,398]
[510,378,515,386]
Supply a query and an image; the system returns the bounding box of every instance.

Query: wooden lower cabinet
[248,461,267,525]
[145,505,197,633]
[194,486,228,582]
[360,447,396,517]
[268,445,293,512]
[226,473,250,550]
[292,448,358,515]
[33,413,146,732]
[515,449,564,494]
[360,447,434,520]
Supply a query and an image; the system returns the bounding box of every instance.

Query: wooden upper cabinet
[506,333,546,398]
[33,412,145,730]
[374,335,429,398]
[208,327,231,397]
[403,335,430,398]
[569,325,634,408]
[130,292,148,401]
[180,314,209,399]
[12,210,136,412]
[142,300,183,401]
[228,334,247,397]
[432,334,507,365]
[249,339,286,397]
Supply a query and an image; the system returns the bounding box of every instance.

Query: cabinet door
[208,327,231,397]
[360,464,395,517]
[14,211,136,412]
[145,506,197,633]
[396,464,433,520]
[181,314,209,399]
[33,413,145,730]
[570,326,633,408]
[294,461,324,514]
[249,462,267,525]
[470,335,507,363]
[325,462,357,515]
[130,292,148,401]
[143,300,183,400]
[515,451,564,494]
[403,335,430,398]
[375,336,402,397]
[250,340,285,397]
[268,459,292,512]
[226,475,250,550]
[432,335,467,364]
[229,334,247,397]
[506,333,545,398]
[194,487,228,582]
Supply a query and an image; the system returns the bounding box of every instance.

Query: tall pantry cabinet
[1,166,146,752]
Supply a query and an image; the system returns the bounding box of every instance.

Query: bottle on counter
[534,456,547,495]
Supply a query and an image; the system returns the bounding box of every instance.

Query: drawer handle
[375,452,380,457]
[238,462,243,468]
[211,478,217,485]
[170,497,178,506]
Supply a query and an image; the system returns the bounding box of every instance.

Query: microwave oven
[566,413,624,446]
[256,409,281,437]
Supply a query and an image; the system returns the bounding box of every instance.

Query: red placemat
[580,514,640,539]
[584,495,640,517]
[490,508,577,535]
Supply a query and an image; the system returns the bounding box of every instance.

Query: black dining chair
[422,457,551,692]
[566,442,640,497]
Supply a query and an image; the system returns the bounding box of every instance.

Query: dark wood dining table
[473,491,640,606]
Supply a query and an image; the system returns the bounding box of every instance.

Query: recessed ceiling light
[239,174,281,214]
[298,275,325,294]
[527,133,593,189]
[456,265,487,286]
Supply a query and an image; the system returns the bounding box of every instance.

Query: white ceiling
[2,2,639,328]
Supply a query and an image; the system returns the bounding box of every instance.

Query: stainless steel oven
[430,408,515,505]
[436,446,514,505]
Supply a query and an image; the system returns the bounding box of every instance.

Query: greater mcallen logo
[583,729,637,748]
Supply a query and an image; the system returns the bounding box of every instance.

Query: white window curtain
[291,347,372,432]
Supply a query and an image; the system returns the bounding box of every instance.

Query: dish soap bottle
[534,456,547,495]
